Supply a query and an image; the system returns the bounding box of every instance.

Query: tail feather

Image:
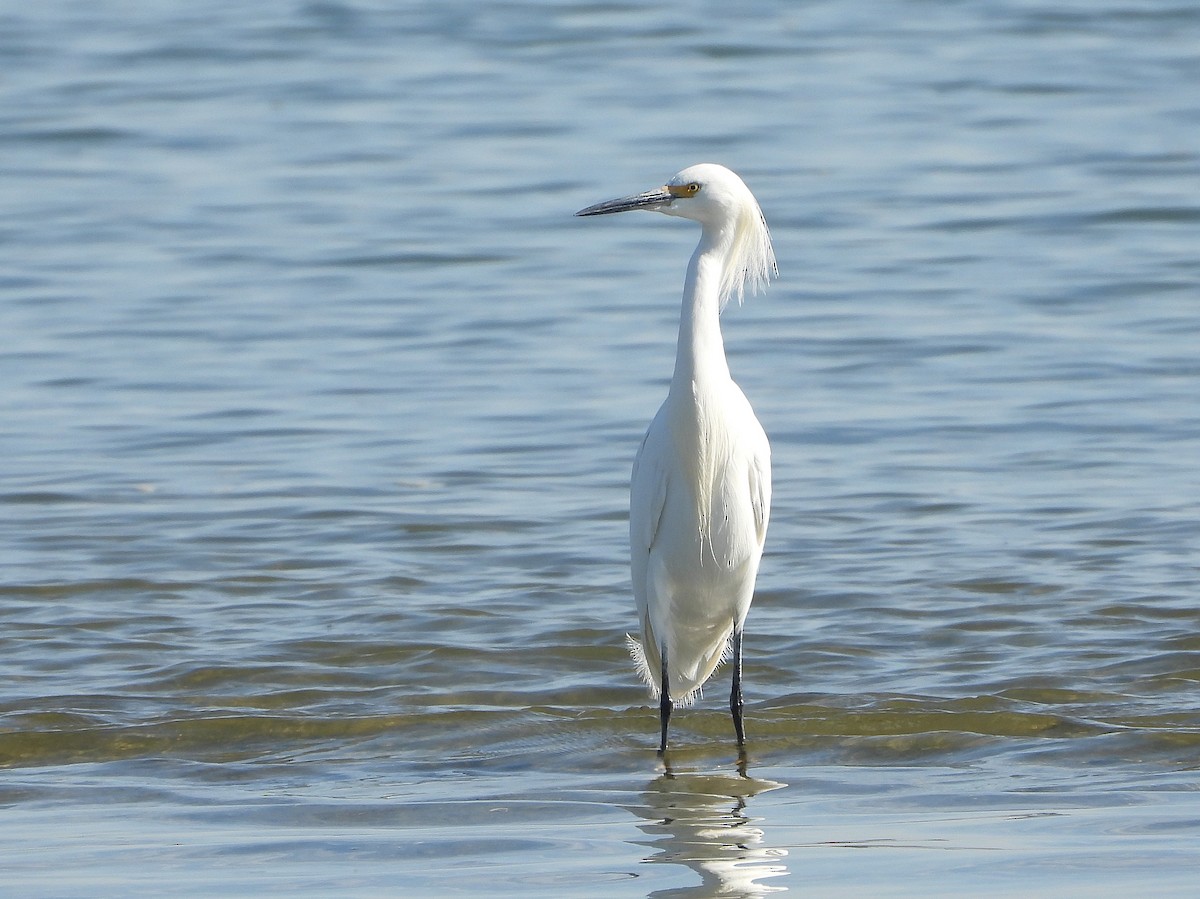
[626,632,725,708]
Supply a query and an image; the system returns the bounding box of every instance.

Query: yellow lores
[577,164,776,754]
[668,181,701,199]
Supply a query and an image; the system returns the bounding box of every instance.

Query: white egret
[577,164,776,754]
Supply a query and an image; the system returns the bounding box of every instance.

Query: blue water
[2,1,1199,895]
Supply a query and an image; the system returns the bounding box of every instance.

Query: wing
[628,408,671,694]
[630,410,670,588]
[748,439,771,551]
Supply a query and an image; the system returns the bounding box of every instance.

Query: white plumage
[577,163,776,753]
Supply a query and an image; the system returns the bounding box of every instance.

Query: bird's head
[576,163,776,308]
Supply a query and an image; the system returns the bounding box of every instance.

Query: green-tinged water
[2,1,1198,895]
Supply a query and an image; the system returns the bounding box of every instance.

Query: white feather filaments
[718,193,777,311]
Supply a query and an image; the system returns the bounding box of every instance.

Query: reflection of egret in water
[630,762,789,897]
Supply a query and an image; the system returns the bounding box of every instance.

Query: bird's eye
[667,181,703,199]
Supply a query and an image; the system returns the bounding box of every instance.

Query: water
[1,0,1198,894]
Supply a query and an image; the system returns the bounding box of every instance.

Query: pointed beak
[575,186,672,217]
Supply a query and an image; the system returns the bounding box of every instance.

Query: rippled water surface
[2,1,1199,895]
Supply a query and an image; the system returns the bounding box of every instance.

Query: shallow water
[2,1,1199,895]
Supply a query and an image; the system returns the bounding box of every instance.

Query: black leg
[658,645,672,756]
[730,627,746,747]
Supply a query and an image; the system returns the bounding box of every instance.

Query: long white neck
[671,226,732,392]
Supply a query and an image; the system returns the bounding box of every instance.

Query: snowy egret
[577,164,776,754]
